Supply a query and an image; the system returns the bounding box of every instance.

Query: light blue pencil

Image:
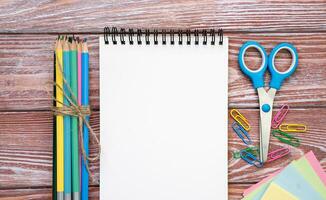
[63,39,72,200]
[81,40,89,200]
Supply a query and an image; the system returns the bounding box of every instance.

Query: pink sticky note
[305,151,326,186]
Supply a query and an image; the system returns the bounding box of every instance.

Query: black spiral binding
[186,30,191,45]
[104,27,224,45]
[145,29,150,45]
[128,29,134,45]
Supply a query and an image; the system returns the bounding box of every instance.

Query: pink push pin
[272,104,289,129]
[267,147,290,162]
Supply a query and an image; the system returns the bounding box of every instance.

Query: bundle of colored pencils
[54,36,90,200]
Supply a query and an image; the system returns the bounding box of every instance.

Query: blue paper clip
[240,149,263,168]
[232,122,252,145]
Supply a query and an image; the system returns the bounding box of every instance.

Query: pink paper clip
[272,104,289,129]
[267,147,290,162]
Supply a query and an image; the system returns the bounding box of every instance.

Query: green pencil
[70,38,80,200]
[63,39,72,200]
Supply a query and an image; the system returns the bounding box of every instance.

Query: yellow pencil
[56,38,64,200]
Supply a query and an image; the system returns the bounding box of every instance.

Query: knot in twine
[53,55,100,183]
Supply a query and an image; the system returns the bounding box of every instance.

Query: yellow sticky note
[262,182,298,200]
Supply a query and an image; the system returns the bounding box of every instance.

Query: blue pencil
[81,40,89,200]
[63,39,72,200]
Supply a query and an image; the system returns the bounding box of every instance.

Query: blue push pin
[262,104,271,113]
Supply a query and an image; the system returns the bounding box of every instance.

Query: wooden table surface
[0,1,326,199]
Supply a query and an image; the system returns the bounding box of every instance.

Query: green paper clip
[272,129,300,147]
[233,146,259,159]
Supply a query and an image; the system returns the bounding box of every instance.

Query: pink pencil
[77,40,82,105]
[77,39,82,189]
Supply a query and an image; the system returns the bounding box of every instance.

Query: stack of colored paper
[242,151,326,200]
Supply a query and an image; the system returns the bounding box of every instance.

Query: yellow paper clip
[279,124,307,133]
[230,109,251,131]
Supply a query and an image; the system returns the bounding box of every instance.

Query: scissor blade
[259,105,273,162]
[257,88,275,163]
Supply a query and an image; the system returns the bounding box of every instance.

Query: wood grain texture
[1,0,326,33]
[0,111,99,188]
[0,187,99,200]
[0,34,99,110]
[1,1,326,198]
[1,32,326,110]
[0,108,325,188]
[0,184,249,200]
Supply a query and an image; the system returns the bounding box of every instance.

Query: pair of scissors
[238,41,298,163]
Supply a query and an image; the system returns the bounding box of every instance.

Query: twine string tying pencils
[52,54,100,183]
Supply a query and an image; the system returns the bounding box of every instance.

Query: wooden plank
[0,33,326,110]
[0,184,249,200]
[0,187,99,200]
[0,108,325,188]
[1,1,326,33]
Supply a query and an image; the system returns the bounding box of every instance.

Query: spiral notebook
[100,28,228,200]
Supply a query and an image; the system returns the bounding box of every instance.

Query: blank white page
[100,36,228,200]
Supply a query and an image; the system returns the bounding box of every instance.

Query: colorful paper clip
[267,147,290,162]
[272,130,300,147]
[279,123,307,133]
[233,146,259,159]
[232,122,252,145]
[230,109,251,131]
[240,149,263,168]
[271,104,289,129]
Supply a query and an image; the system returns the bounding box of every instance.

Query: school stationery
[77,40,82,106]
[100,28,227,200]
[279,123,307,132]
[240,149,263,168]
[261,183,298,200]
[77,39,83,191]
[232,122,252,145]
[266,147,290,162]
[81,40,90,200]
[53,40,57,200]
[238,41,298,162]
[233,146,259,159]
[259,162,324,200]
[271,104,289,129]
[295,154,326,199]
[242,151,326,200]
[230,109,251,131]
[63,39,72,200]
[53,36,94,200]
[244,152,326,197]
[69,39,80,200]
[305,151,326,186]
[243,170,282,197]
[55,37,64,200]
[272,129,300,147]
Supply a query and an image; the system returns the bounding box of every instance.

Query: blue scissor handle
[268,43,298,90]
[238,41,268,89]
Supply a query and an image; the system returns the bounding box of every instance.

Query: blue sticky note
[272,164,324,200]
